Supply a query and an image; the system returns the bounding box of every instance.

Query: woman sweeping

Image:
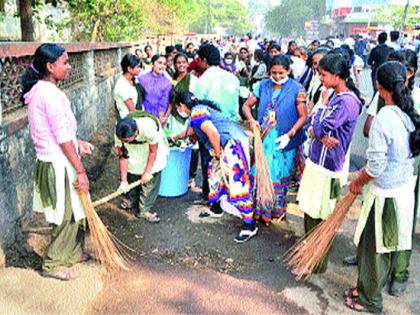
[296,53,363,274]
[23,44,94,280]
[174,92,257,243]
[344,61,420,313]
[115,111,169,223]
[243,54,307,224]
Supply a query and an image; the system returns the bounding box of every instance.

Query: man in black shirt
[368,32,394,92]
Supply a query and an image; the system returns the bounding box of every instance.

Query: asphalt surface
[1,69,419,314]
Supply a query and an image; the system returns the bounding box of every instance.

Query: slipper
[344,297,366,313]
[138,211,161,223]
[343,287,359,299]
[344,297,382,314]
[41,268,78,281]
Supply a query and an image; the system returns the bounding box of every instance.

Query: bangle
[76,170,86,175]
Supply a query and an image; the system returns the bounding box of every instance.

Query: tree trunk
[400,0,410,33]
[19,0,35,41]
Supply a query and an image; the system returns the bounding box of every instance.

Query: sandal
[344,297,366,313]
[41,268,78,281]
[120,198,133,210]
[139,211,161,223]
[344,297,382,314]
[343,287,359,299]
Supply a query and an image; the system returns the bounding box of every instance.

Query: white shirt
[114,76,138,119]
[125,117,169,175]
[344,37,355,49]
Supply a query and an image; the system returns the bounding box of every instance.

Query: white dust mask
[271,76,289,85]
[177,109,189,118]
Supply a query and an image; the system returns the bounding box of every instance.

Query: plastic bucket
[159,146,192,197]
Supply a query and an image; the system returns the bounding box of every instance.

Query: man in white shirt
[196,44,240,122]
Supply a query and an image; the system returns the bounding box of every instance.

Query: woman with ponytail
[174,92,257,243]
[296,53,363,274]
[347,50,420,282]
[23,44,94,280]
[344,61,419,313]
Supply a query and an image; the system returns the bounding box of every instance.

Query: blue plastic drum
[159,146,192,197]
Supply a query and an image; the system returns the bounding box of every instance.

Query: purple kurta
[138,71,172,118]
[309,91,362,172]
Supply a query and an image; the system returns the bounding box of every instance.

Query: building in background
[324,0,420,37]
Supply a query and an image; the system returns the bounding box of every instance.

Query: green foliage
[55,0,146,42]
[375,5,419,30]
[17,0,253,42]
[186,0,252,35]
[265,0,326,37]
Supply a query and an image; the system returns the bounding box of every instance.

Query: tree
[62,0,146,42]
[16,0,252,42]
[18,0,62,41]
[265,0,326,37]
[185,0,251,35]
[19,0,35,41]
[375,4,419,31]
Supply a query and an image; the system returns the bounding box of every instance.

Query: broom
[78,185,142,271]
[285,192,357,280]
[93,179,142,207]
[252,126,276,212]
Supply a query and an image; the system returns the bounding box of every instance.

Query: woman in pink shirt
[23,44,94,281]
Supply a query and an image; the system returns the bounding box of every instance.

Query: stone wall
[0,42,133,249]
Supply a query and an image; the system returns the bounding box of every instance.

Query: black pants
[239,97,247,120]
[371,68,378,93]
[189,148,199,179]
[199,141,210,199]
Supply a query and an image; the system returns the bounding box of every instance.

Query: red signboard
[332,7,351,17]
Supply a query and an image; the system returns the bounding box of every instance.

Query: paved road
[2,73,419,315]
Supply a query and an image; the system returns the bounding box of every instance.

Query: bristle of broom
[79,192,131,271]
[253,127,276,211]
[285,192,357,280]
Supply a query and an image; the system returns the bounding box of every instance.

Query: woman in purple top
[296,53,363,275]
[138,55,172,126]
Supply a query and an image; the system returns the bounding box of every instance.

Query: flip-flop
[344,297,365,313]
[343,287,359,299]
[41,268,77,281]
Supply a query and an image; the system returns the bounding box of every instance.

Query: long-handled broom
[252,126,276,212]
[78,180,143,271]
[285,192,358,280]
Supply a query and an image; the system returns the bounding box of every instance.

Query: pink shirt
[25,80,77,160]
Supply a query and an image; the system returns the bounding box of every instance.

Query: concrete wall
[0,43,131,249]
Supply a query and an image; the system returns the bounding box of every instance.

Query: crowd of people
[22,28,420,313]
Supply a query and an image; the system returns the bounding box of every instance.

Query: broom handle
[92,179,142,207]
